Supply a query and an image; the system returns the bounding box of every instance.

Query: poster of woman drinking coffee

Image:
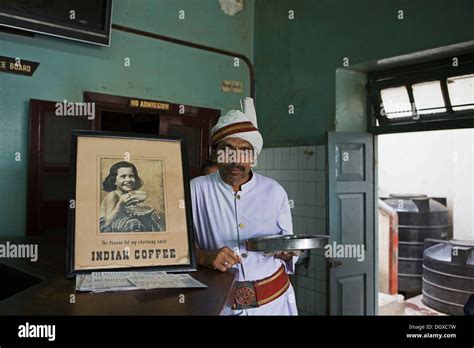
[68,131,196,275]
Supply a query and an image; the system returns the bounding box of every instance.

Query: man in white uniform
[190,98,298,315]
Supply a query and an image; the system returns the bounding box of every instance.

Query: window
[412,81,446,115]
[380,86,413,118]
[447,74,474,111]
[368,53,474,133]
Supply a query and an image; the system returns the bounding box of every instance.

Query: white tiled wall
[254,145,328,315]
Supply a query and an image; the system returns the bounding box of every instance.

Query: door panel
[43,111,91,165]
[100,110,160,134]
[337,274,366,315]
[336,143,366,181]
[159,115,210,178]
[42,171,70,200]
[28,100,93,235]
[168,124,201,167]
[338,193,366,245]
[327,132,375,315]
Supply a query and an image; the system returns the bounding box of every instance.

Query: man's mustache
[225,164,245,171]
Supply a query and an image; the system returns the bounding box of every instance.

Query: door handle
[328,259,342,268]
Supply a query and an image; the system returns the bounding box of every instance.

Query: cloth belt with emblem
[232,265,290,310]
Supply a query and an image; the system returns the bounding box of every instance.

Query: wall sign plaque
[221,80,243,93]
[129,98,170,111]
[0,56,39,76]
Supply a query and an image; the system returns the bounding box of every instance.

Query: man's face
[115,167,136,192]
[215,138,254,184]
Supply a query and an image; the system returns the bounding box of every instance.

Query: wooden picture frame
[67,130,196,277]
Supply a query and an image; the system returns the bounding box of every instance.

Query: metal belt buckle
[233,281,258,310]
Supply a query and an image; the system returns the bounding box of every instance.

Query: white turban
[211,98,263,164]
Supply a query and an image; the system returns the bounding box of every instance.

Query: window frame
[367,53,474,134]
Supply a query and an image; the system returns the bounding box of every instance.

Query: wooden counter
[0,236,237,315]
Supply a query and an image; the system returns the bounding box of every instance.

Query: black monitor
[0,0,113,46]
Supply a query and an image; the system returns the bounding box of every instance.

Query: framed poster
[67,130,196,276]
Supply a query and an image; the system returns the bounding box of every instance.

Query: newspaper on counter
[76,271,207,293]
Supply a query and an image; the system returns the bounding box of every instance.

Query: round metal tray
[245,234,330,252]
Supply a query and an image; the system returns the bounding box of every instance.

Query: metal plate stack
[382,194,449,294]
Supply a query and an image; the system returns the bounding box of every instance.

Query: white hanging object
[242,97,258,128]
[219,0,245,16]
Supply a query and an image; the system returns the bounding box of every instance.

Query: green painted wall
[254,0,474,147]
[0,0,255,237]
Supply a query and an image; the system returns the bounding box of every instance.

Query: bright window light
[380,86,413,118]
[447,74,474,111]
[412,80,446,115]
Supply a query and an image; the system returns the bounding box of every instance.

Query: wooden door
[327,132,376,315]
[159,115,210,178]
[28,99,94,235]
